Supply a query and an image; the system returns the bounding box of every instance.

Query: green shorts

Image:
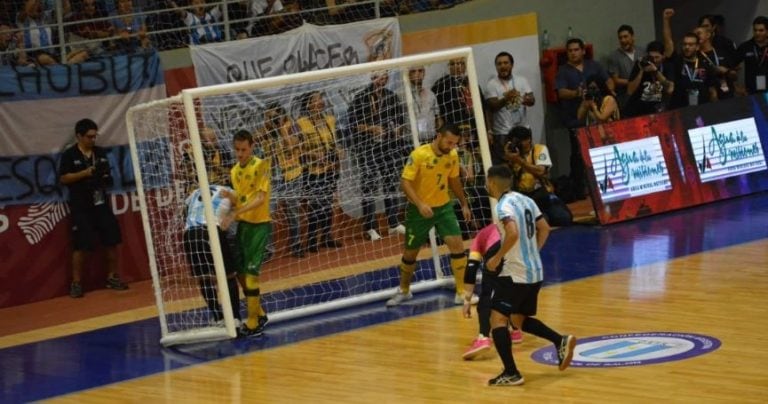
[236,221,271,276]
[403,202,461,250]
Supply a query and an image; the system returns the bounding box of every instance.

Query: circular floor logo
[531,332,721,368]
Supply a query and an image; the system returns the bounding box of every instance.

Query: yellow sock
[399,259,417,293]
[245,275,262,329]
[450,253,467,295]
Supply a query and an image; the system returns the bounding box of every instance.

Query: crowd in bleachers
[0,0,471,65]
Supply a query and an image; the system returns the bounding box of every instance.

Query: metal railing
[0,1,469,65]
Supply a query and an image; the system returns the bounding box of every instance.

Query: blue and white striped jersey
[495,191,545,283]
[184,185,232,230]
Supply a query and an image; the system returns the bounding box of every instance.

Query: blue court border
[1,192,767,402]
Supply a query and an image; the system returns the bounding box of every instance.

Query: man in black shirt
[625,41,675,117]
[59,119,128,298]
[669,33,718,109]
[348,72,408,240]
[733,16,768,95]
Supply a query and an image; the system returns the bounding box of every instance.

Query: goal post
[129,46,493,345]
[127,96,238,347]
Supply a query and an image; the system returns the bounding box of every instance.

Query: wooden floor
[3,195,768,403]
[38,240,768,403]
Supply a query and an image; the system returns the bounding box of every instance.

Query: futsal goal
[127,47,493,346]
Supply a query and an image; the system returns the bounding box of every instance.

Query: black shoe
[70,282,84,298]
[106,276,128,290]
[307,244,319,253]
[292,249,305,258]
[258,315,269,330]
[240,322,264,338]
[488,370,524,386]
[322,239,342,249]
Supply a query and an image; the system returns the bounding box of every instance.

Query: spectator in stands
[555,37,612,200]
[733,16,768,96]
[246,0,301,37]
[455,123,491,238]
[504,126,572,227]
[59,118,129,298]
[484,51,534,164]
[258,102,305,258]
[695,25,735,100]
[624,41,675,117]
[432,57,474,134]
[16,0,60,65]
[181,127,231,193]
[408,65,442,143]
[167,0,224,45]
[606,24,644,109]
[111,0,150,53]
[227,0,250,39]
[66,0,112,61]
[577,76,620,124]
[0,23,33,66]
[662,8,718,108]
[348,71,408,241]
[296,91,344,252]
[325,0,375,24]
[699,14,736,62]
[669,34,719,109]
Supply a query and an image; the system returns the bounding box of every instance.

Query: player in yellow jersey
[386,123,473,306]
[222,129,272,337]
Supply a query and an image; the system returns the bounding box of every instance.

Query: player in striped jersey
[182,184,241,327]
[483,165,576,386]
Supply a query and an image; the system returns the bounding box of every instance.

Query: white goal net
[127,47,493,346]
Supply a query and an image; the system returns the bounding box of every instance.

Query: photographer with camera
[503,126,572,227]
[576,76,620,125]
[625,41,675,117]
[59,119,128,298]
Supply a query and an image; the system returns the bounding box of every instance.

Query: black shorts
[183,227,237,278]
[490,278,542,317]
[70,204,122,251]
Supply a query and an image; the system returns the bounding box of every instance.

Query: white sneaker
[454,293,479,305]
[388,224,406,236]
[386,290,413,306]
[365,229,382,241]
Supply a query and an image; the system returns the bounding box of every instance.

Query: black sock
[477,294,491,337]
[227,277,241,321]
[491,327,516,373]
[521,317,562,345]
[198,277,221,320]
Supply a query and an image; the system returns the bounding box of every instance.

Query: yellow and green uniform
[401,144,462,249]
[231,156,272,276]
[297,115,337,175]
[264,128,303,183]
